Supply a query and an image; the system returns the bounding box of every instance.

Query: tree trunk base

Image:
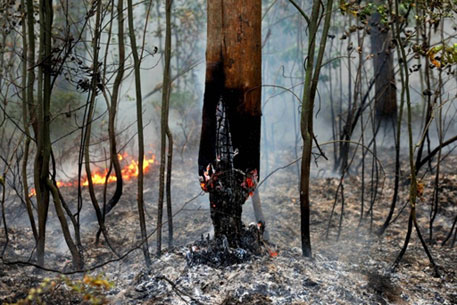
[186,222,269,268]
[207,168,254,247]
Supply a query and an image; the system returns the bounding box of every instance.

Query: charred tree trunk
[165,0,174,251]
[198,0,261,247]
[34,0,53,267]
[369,0,397,121]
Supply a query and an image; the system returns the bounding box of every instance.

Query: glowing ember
[269,250,278,257]
[29,153,155,197]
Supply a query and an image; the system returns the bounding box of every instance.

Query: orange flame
[269,250,278,257]
[29,153,155,197]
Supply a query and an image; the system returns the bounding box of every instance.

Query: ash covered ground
[1,151,457,304]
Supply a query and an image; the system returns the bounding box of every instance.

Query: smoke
[2,0,457,266]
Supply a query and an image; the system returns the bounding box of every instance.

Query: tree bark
[127,0,152,266]
[34,0,53,267]
[103,0,125,217]
[391,0,438,275]
[83,0,118,257]
[294,0,333,257]
[47,180,83,269]
[165,0,174,251]
[199,0,262,174]
[198,0,262,246]
[22,0,38,242]
[370,0,397,121]
[157,0,174,256]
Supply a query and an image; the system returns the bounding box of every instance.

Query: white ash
[118,245,452,305]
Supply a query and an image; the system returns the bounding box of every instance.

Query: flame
[269,250,278,257]
[29,153,155,197]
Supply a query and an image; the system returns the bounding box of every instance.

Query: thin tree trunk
[83,0,118,256]
[0,174,8,256]
[127,0,152,266]
[391,0,438,275]
[378,85,405,235]
[49,150,83,256]
[165,0,174,250]
[430,59,444,243]
[34,0,53,267]
[157,0,174,256]
[47,180,83,269]
[22,0,38,242]
[101,0,125,219]
[166,127,173,249]
[296,0,333,257]
[26,0,37,134]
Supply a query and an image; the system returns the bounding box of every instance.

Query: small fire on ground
[29,153,155,197]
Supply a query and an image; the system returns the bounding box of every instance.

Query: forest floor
[0,151,457,304]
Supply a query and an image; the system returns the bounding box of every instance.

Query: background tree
[290,0,334,257]
[370,0,397,121]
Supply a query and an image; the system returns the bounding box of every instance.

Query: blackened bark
[35,0,53,267]
[198,0,262,176]
[199,85,261,176]
[198,0,262,246]
[198,64,222,175]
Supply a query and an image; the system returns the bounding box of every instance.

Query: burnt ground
[0,151,457,304]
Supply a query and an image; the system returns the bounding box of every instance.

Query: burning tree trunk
[198,0,261,247]
[369,0,397,121]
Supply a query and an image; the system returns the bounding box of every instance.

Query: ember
[28,153,155,197]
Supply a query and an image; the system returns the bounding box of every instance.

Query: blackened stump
[209,170,246,246]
